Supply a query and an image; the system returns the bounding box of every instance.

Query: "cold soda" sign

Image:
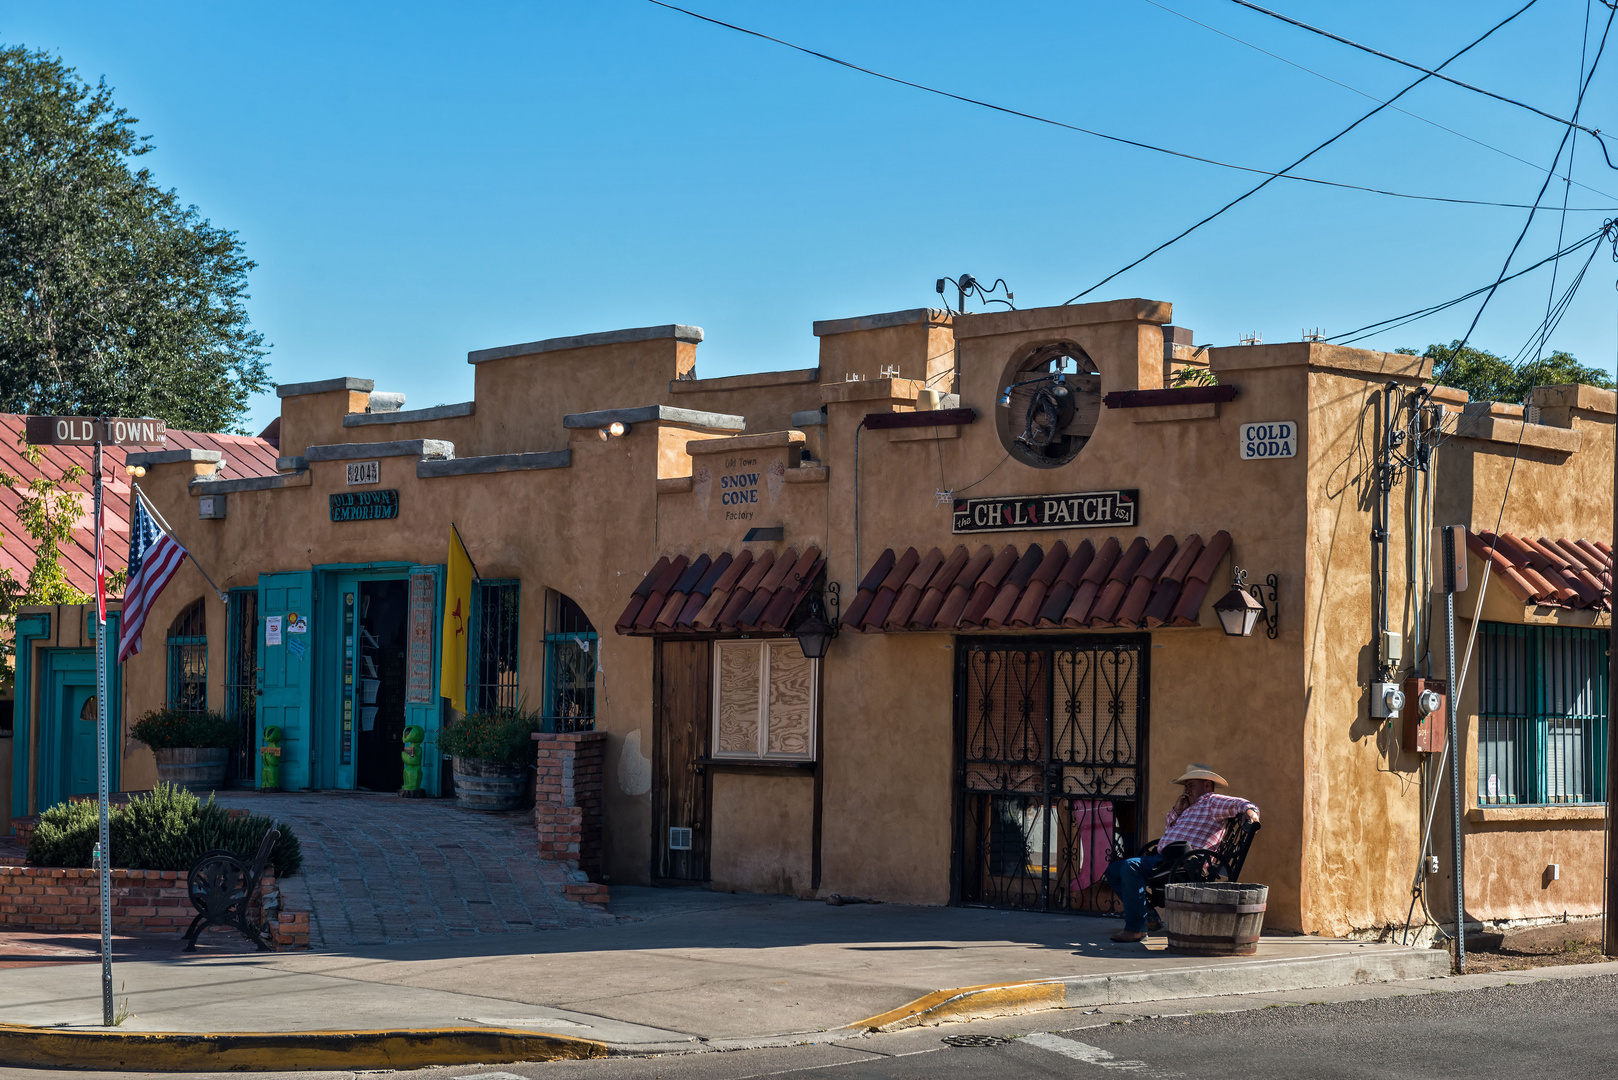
[1239,421,1297,460]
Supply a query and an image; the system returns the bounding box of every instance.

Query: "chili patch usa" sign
[953,490,1138,534]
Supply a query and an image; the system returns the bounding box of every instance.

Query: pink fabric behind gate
[1070,798,1115,892]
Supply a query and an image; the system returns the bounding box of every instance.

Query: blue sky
[5,1,1614,432]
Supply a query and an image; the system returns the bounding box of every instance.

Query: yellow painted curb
[850,980,1067,1032]
[0,1023,607,1072]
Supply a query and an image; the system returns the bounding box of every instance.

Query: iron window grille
[544,592,596,732]
[468,579,521,714]
[225,590,259,784]
[1477,622,1608,806]
[166,598,208,714]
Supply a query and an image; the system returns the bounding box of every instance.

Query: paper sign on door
[266,616,283,646]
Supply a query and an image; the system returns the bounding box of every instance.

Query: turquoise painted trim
[11,612,51,818]
[408,564,446,798]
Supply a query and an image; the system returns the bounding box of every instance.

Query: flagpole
[451,522,482,581]
[93,435,114,1027]
[131,482,227,604]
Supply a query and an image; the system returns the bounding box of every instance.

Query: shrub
[25,784,301,877]
[129,708,238,750]
[25,797,100,867]
[438,706,543,765]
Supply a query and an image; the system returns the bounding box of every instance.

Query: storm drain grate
[942,1034,1011,1047]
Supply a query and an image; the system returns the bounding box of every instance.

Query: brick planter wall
[533,731,609,908]
[0,865,307,950]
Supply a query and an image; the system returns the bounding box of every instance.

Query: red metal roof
[0,414,279,596]
[1466,530,1612,611]
[615,547,825,635]
[843,531,1232,632]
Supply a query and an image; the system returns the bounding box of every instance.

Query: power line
[1325,227,1606,344]
[1138,0,1618,204]
[1066,0,1546,303]
[641,0,1602,213]
[1225,0,1613,160]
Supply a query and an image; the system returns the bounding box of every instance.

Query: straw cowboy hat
[1173,763,1229,787]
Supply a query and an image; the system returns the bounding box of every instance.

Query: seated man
[1104,763,1260,943]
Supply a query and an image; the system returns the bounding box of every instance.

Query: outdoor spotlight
[999,388,1013,408]
[608,420,628,437]
[125,464,145,477]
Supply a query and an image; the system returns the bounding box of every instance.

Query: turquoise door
[39,650,98,809]
[258,572,315,790]
[406,565,444,797]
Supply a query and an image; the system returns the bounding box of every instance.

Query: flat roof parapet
[812,309,951,337]
[418,451,571,478]
[125,448,223,468]
[276,377,375,398]
[952,299,1172,339]
[344,401,476,427]
[563,405,744,432]
[305,439,454,462]
[468,324,704,365]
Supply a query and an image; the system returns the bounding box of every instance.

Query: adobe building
[54,298,1613,939]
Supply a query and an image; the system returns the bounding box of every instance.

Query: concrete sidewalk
[0,887,1449,1055]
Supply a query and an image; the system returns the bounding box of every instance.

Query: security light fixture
[598,421,630,441]
[125,464,145,477]
[1213,565,1279,639]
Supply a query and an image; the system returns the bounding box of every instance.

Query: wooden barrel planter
[1164,882,1268,956]
[153,748,230,795]
[451,758,529,811]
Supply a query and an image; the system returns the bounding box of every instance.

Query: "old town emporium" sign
[330,489,399,522]
[953,489,1137,534]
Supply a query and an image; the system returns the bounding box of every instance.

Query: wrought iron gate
[955,636,1148,914]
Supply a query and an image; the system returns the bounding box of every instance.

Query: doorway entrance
[38,649,109,809]
[954,636,1148,914]
[652,638,710,883]
[356,580,408,791]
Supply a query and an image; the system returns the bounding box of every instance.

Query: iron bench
[1142,817,1261,912]
[180,826,281,952]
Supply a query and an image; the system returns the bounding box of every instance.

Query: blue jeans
[1105,854,1163,932]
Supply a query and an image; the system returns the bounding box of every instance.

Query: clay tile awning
[1466,530,1612,611]
[615,546,826,635]
[843,531,1232,633]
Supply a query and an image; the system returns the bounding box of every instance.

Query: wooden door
[653,639,710,882]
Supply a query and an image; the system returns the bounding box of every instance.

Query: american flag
[117,496,189,663]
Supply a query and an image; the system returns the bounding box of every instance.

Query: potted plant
[129,708,238,795]
[437,705,543,811]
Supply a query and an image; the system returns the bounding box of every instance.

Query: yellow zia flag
[441,525,475,713]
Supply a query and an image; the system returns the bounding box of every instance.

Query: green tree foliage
[0,46,270,432]
[1405,341,1615,403]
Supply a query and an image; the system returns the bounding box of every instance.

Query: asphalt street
[2,972,1613,1080]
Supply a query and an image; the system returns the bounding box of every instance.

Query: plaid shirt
[1162,792,1259,850]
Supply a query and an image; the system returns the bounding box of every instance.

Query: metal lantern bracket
[1234,566,1280,640]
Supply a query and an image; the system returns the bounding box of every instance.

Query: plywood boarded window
[712,640,818,761]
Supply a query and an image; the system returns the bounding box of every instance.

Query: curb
[0,1024,607,1072]
[847,947,1452,1033]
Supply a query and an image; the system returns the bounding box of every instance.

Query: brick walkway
[211,792,612,949]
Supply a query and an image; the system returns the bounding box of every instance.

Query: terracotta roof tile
[616,547,824,635]
[0,413,277,597]
[846,532,1228,633]
[1468,529,1612,610]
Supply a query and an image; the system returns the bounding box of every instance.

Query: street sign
[23,416,166,1023]
[24,416,167,447]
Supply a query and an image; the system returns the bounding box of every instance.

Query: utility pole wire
[1225,0,1613,158]
[1139,0,1618,203]
[1066,0,1545,303]
[640,0,1597,212]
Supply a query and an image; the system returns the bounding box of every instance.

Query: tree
[0,46,271,433]
[1403,341,1615,404]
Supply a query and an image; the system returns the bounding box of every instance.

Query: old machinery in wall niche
[996,342,1102,469]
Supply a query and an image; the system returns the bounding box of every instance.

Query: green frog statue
[400,724,426,797]
[260,726,283,790]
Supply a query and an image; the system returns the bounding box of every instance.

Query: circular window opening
[996,343,1101,468]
